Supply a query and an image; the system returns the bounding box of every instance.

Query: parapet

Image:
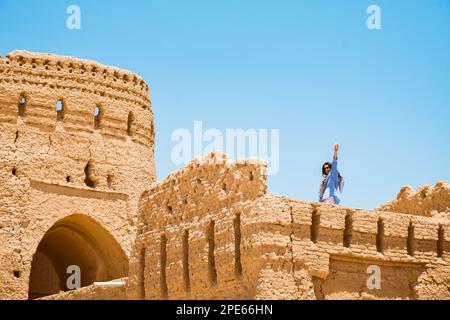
[138,152,268,233]
[2,50,149,96]
[0,50,154,147]
[378,181,450,216]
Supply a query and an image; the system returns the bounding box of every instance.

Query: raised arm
[329,143,340,189]
[333,143,339,160]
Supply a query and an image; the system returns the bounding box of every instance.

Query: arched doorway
[28,214,128,299]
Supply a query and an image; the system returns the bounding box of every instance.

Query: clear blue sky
[1,0,449,209]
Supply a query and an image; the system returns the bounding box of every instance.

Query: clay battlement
[0,51,149,96]
[138,152,267,233]
[378,181,450,216]
[0,50,153,147]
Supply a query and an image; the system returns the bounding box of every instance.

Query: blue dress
[319,159,343,204]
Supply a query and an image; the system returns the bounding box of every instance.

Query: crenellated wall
[126,153,450,300]
[0,51,155,299]
[126,152,268,299]
[282,196,450,299]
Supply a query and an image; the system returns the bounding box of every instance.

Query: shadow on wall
[28,214,128,300]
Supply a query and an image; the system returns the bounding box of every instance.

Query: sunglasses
[324,166,331,170]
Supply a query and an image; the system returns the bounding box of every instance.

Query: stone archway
[28,214,128,300]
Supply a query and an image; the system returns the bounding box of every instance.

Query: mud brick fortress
[1,51,449,300]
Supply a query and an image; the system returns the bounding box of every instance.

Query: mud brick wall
[127,152,269,299]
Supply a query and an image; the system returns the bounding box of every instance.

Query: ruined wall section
[0,51,155,299]
[377,181,450,216]
[127,152,269,299]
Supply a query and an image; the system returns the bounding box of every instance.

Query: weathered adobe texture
[123,152,450,300]
[2,51,450,300]
[378,181,450,217]
[0,51,155,299]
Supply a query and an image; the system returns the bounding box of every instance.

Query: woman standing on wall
[319,144,344,204]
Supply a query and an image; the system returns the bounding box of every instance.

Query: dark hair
[322,162,332,176]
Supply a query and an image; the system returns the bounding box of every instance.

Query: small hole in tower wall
[13,271,21,278]
[94,106,102,130]
[107,174,113,188]
[66,176,71,183]
[56,100,64,121]
[12,168,17,176]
